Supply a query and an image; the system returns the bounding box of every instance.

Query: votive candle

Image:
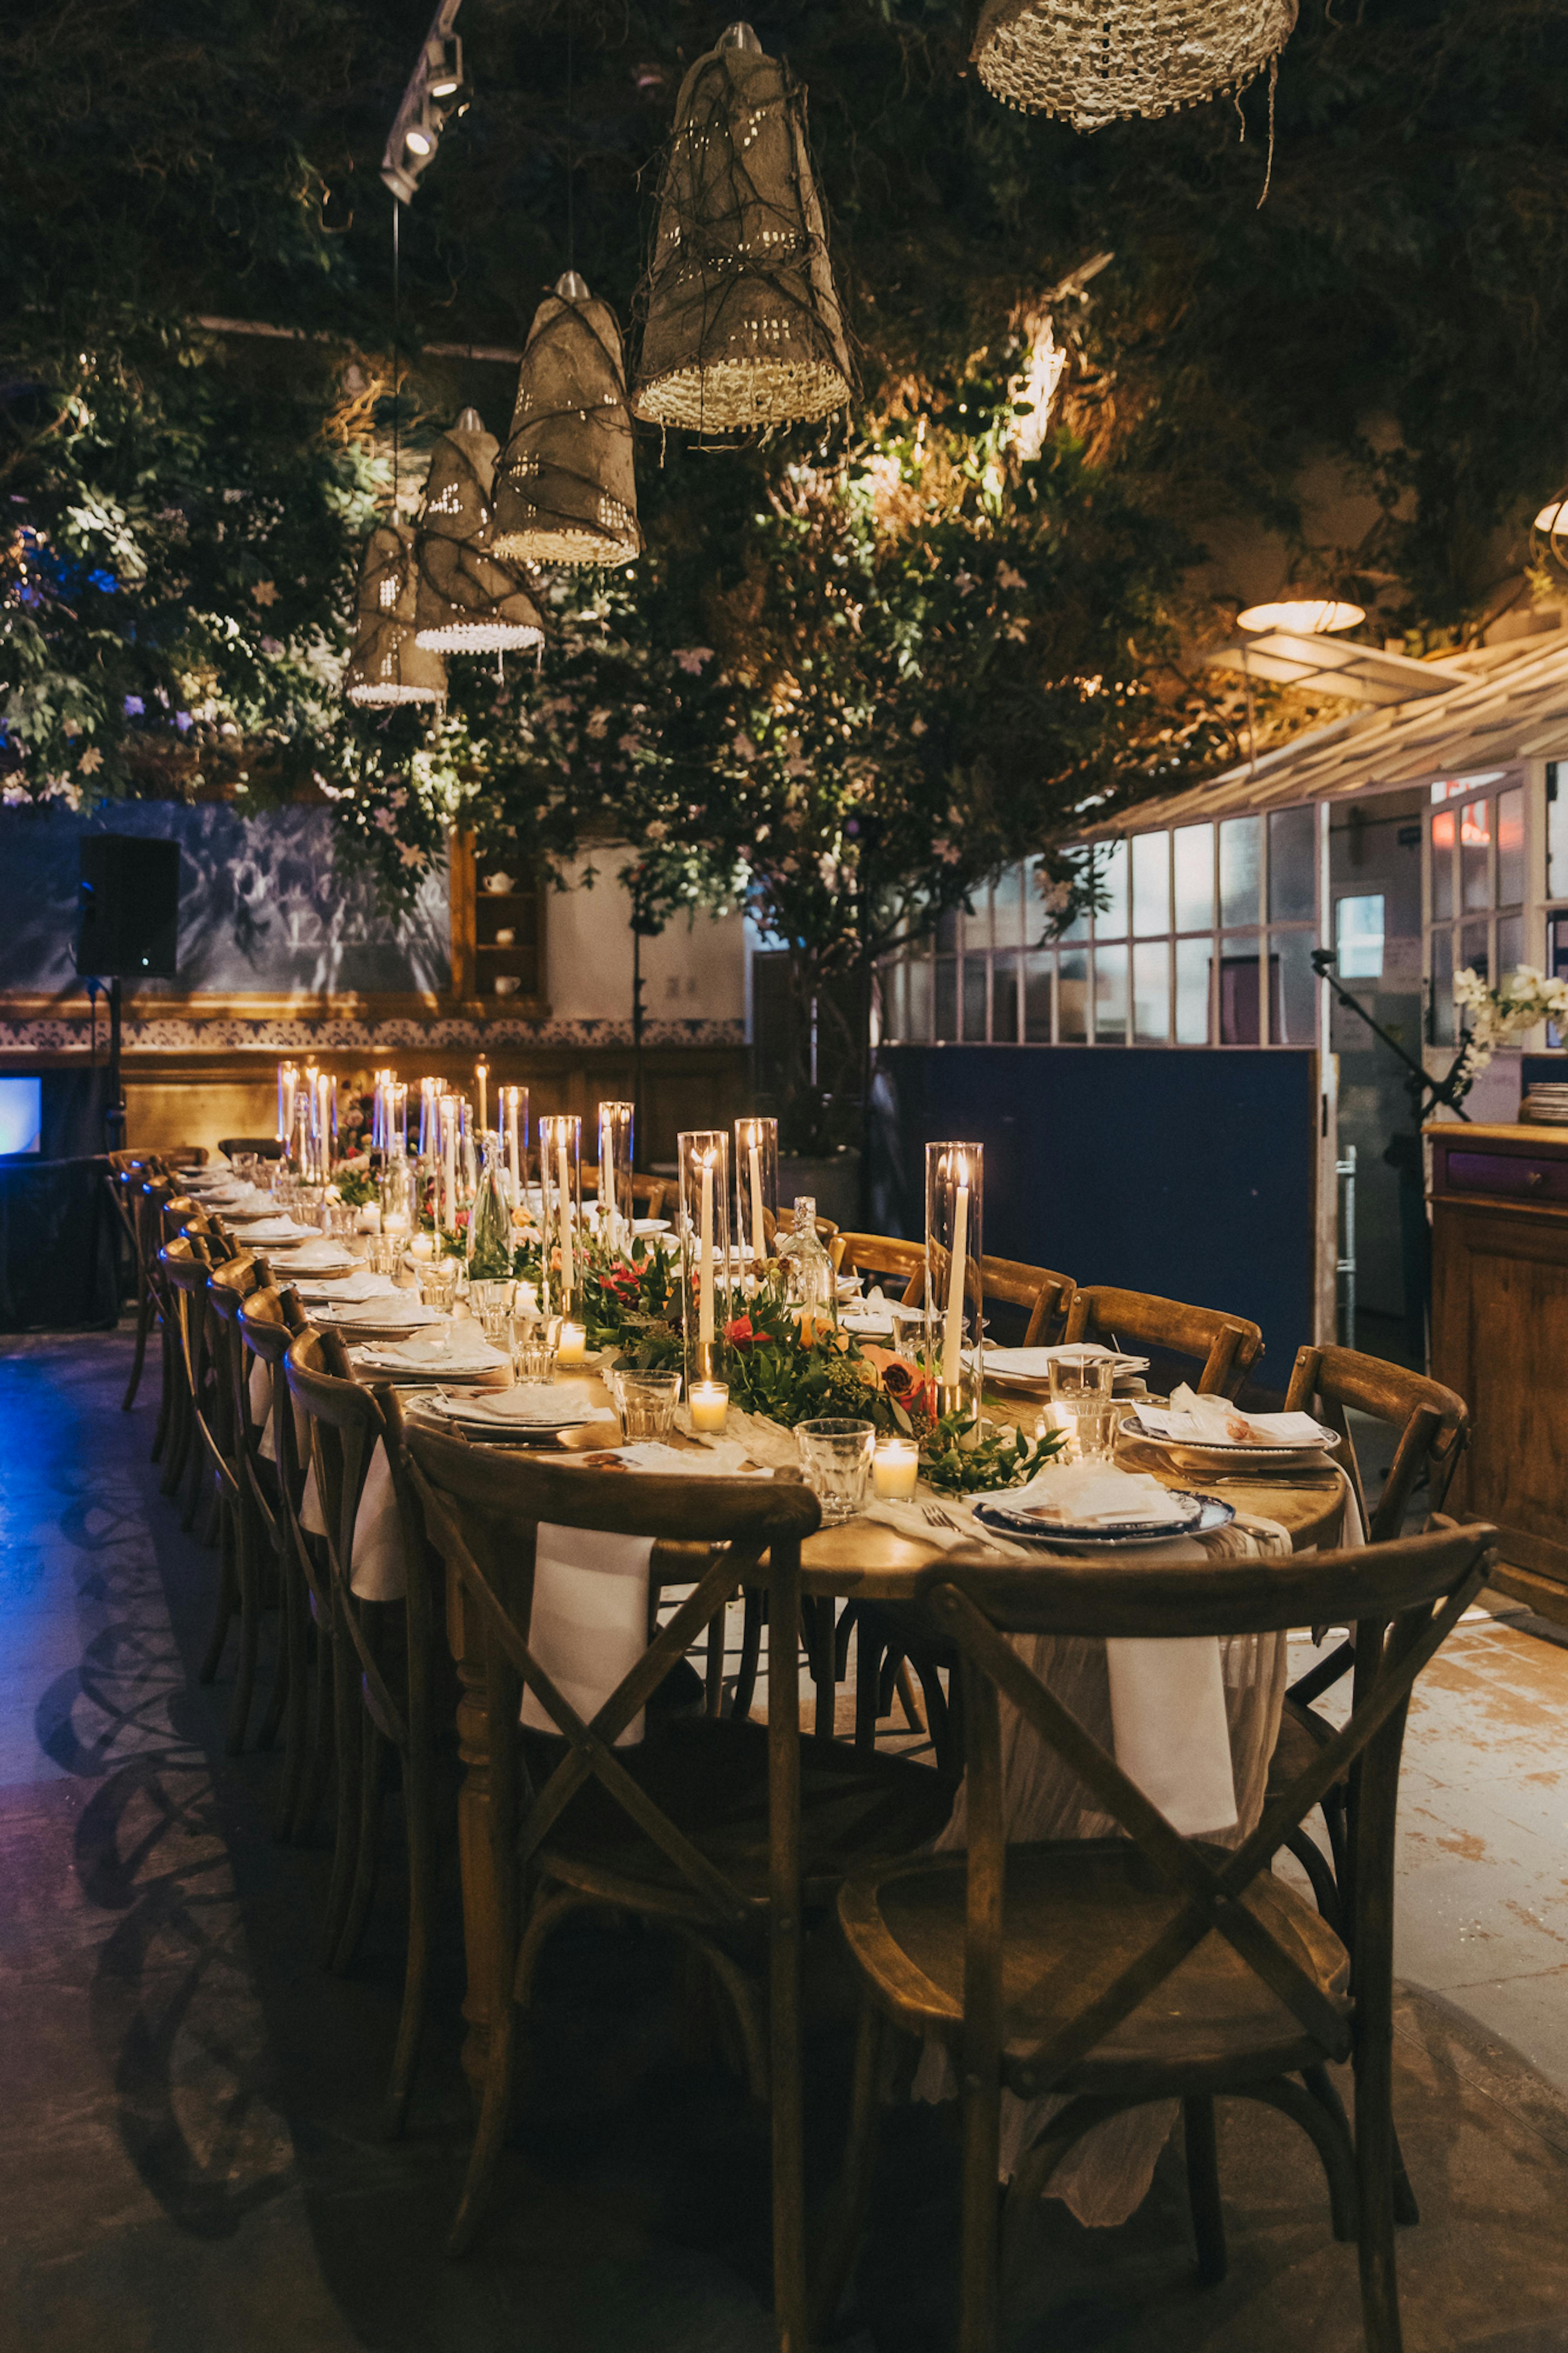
[872,1438,920,1501]
[689,1380,729,1433]
[555,1319,588,1367]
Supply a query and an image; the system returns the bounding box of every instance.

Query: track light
[381,1,468,203]
[426,33,463,98]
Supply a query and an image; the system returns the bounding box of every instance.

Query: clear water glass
[366,1234,401,1278]
[512,1314,561,1386]
[417,1261,459,1315]
[795,1418,875,1525]
[1046,1350,1118,1462]
[231,1152,258,1188]
[616,1370,682,1442]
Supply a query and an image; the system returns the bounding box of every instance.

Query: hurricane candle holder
[597,1101,636,1254]
[501,1085,530,1206]
[277,1062,299,1148]
[418,1076,445,1161]
[734,1115,777,1272]
[437,1096,461,1235]
[539,1113,584,1318]
[310,1072,336,1187]
[387,1081,408,1158]
[677,1129,731,1390]
[926,1140,983,1424]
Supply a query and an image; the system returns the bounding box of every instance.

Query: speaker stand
[105,977,127,1154]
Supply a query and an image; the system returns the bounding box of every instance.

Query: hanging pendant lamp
[972,0,1297,129]
[412,408,546,650]
[344,523,448,706]
[492,276,641,567]
[632,22,851,434]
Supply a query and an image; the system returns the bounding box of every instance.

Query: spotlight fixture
[1236,599,1365,635]
[382,0,468,203]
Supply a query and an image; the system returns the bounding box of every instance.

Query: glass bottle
[466,1131,515,1299]
[776,1195,838,1331]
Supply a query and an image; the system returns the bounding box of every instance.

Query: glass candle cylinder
[539,1113,583,1318]
[500,1085,530,1205]
[387,1080,408,1158]
[310,1072,337,1185]
[437,1095,461,1235]
[677,1129,731,1389]
[734,1115,777,1269]
[597,1101,636,1254]
[418,1076,445,1161]
[277,1061,299,1147]
[925,1140,983,1425]
[458,1099,478,1202]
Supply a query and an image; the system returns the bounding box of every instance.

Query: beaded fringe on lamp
[413,409,544,652]
[344,523,447,707]
[492,276,641,568]
[633,22,851,434]
[973,0,1298,128]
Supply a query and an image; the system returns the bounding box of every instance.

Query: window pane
[1497,788,1524,908]
[1460,920,1490,990]
[1219,940,1262,1045]
[1274,929,1318,1046]
[1173,824,1214,932]
[1094,944,1128,1043]
[992,950,1019,1042]
[1430,927,1454,1046]
[1495,913,1523,983]
[1094,841,1129,940]
[1431,810,1455,921]
[1220,815,1262,928]
[962,957,989,1041]
[935,905,960,951]
[1058,948,1089,1042]
[1023,951,1054,1042]
[1336,893,1385,979]
[1549,767,1568,901]
[907,957,932,1042]
[1269,805,1317,923]
[1460,797,1491,912]
[1133,940,1169,1042]
[878,962,904,1043]
[1174,937,1210,1043]
[934,956,958,1040]
[1132,833,1171,937]
[1552,914,1568,1046]
[993,866,1027,950]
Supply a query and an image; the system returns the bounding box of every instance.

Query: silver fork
[921,1503,964,1533]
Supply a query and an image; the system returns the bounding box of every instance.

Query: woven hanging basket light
[413,409,545,651]
[344,523,448,706]
[633,22,851,434]
[973,0,1298,129]
[493,275,642,568]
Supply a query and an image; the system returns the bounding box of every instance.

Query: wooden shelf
[450,832,548,1009]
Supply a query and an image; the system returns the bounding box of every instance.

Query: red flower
[724,1314,755,1347]
[603,1261,639,1298]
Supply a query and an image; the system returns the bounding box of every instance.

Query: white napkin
[423,1382,597,1427]
[1105,1638,1238,1835]
[1004,1460,1190,1526]
[293,1271,396,1303]
[840,1286,895,1331]
[270,1240,357,1272]
[609,1440,763,1477]
[353,1331,509,1373]
[316,1295,442,1328]
[234,1216,320,1244]
[982,1343,1144,1380]
[521,1529,652,1747]
[1140,1384,1327,1448]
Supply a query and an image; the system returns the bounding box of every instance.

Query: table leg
[449,1559,518,2106]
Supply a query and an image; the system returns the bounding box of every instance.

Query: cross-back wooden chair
[401,1423,955,2316]
[103,1153,156,1407]
[980,1254,1074,1346]
[245,1286,333,1844]
[217,1135,285,1160]
[833,1232,924,1302]
[826,1522,1495,2353]
[206,1254,282,1753]
[286,1331,443,2137]
[581,1162,671,1221]
[159,1239,255,1720]
[1269,1347,1471,1942]
[1063,1284,1263,1397]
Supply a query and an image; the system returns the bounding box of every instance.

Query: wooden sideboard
[1429,1119,1568,1625]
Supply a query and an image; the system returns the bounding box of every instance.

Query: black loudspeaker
[75,835,181,980]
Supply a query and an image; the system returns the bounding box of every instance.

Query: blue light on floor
[0,1077,42,1156]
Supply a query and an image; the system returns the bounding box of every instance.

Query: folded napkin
[293,1271,397,1303]
[861,1496,1033,1558]
[316,1295,441,1328]
[423,1382,597,1427]
[688,1405,801,1471]
[353,1331,509,1373]
[1138,1384,1326,1448]
[982,1343,1143,1380]
[840,1286,895,1330]
[1004,1460,1190,1526]
[521,1527,653,1747]
[270,1242,358,1272]
[229,1216,318,1244]
[608,1440,763,1478]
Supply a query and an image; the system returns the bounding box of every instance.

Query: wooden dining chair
[833,1232,924,1301]
[1063,1285,1263,1397]
[825,1521,1495,2353]
[981,1255,1074,1346]
[401,1423,955,2325]
[287,1331,445,2138]
[238,1285,321,1834]
[206,1254,284,1753]
[581,1163,671,1221]
[217,1135,286,1159]
[103,1155,157,1407]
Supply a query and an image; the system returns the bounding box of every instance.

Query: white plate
[420,1387,596,1433]
[975,1490,1234,1546]
[1119,1411,1341,1472]
[979,1345,1149,1385]
[633,1218,671,1235]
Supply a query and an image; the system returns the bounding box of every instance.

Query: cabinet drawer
[1444,1149,1568,1202]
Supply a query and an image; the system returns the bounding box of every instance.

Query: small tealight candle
[872,1438,920,1501]
[689,1380,729,1433]
[383,1209,410,1237]
[410,1231,434,1262]
[556,1320,588,1367]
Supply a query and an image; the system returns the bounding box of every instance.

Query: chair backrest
[579,1165,670,1221]
[1283,1344,1469,1543]
[402,1423,821,1932]
[833,1233,924,1303]
[207,1252,274,1470]
[980,1255,1074,1347]
[916,1522,1494,2101]
[218,1135,285,1159]
[1063,1284,1263,1397]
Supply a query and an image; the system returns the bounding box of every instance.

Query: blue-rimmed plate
[973,1490,1234,1547]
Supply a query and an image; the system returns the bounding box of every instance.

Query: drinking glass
[326,1201,359,1243]
[512,1314,561,1386]
[1046,1350,1118,1462]
[616,1370,682,1442]
[417,1260,459,1316]
[795,1418,875,1525]
[231,1151,258,1189]
[367,1234,401,1278]
[470,1278,514,1348]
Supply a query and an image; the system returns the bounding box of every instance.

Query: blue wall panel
[869,1046,1319,1379]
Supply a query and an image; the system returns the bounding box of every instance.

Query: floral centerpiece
[1452,965,1568,1091]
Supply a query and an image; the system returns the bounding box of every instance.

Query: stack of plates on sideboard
[1520,1083,1568,1126]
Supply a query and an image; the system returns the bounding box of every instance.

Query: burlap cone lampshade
[344,523,448,707]
[973,0,1298,128]
[632,22,851,434]
[413,408,545,650]
[493,274,641,568]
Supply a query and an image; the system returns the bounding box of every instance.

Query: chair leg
[1391,2126,1421,2229]
[293,1612,336,1845]
[256,1596,288,1753]
[1354,2014,1405,2350]
[732,1590,763,1720]
[199,1517,238,1686]
[445,1962,521,2257]
[274,1559,309,1841]
[1183,2096,1228,2286]
[958,2056,1001,2353]
[334,1708,387,1974]
[225,1492,260,1755]
[855,1617,885,1751]
[383,1734,434,2139]
[811,1997,886,2338]
[320,1631,363,1963]
[160,1375,190,1493]
[1285,1823,1345,1937]
[121,1285,153,1411]
[151,1322,174,1463]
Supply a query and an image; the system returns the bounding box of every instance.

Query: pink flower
[674,646,715,675]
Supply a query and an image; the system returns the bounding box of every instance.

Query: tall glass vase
[926,1141,983,1425]
[733,1116,777,1273]
[539,1114,583,1318]
[467,1131,515,1318]
[677,1129,731,1389]
[500,1085,530,1206]
[597,1101,636,1255]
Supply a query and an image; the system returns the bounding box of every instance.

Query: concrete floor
[2,1328,1567,2353]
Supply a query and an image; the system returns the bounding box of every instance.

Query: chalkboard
[0,802,450,997]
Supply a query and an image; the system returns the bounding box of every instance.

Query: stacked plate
[416,1386,600,1443]
[1120,1407,1341,1476]
[978,1344,1148,1389]
[1521,1082,1568,1126]
[974,1489,1234,1547]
